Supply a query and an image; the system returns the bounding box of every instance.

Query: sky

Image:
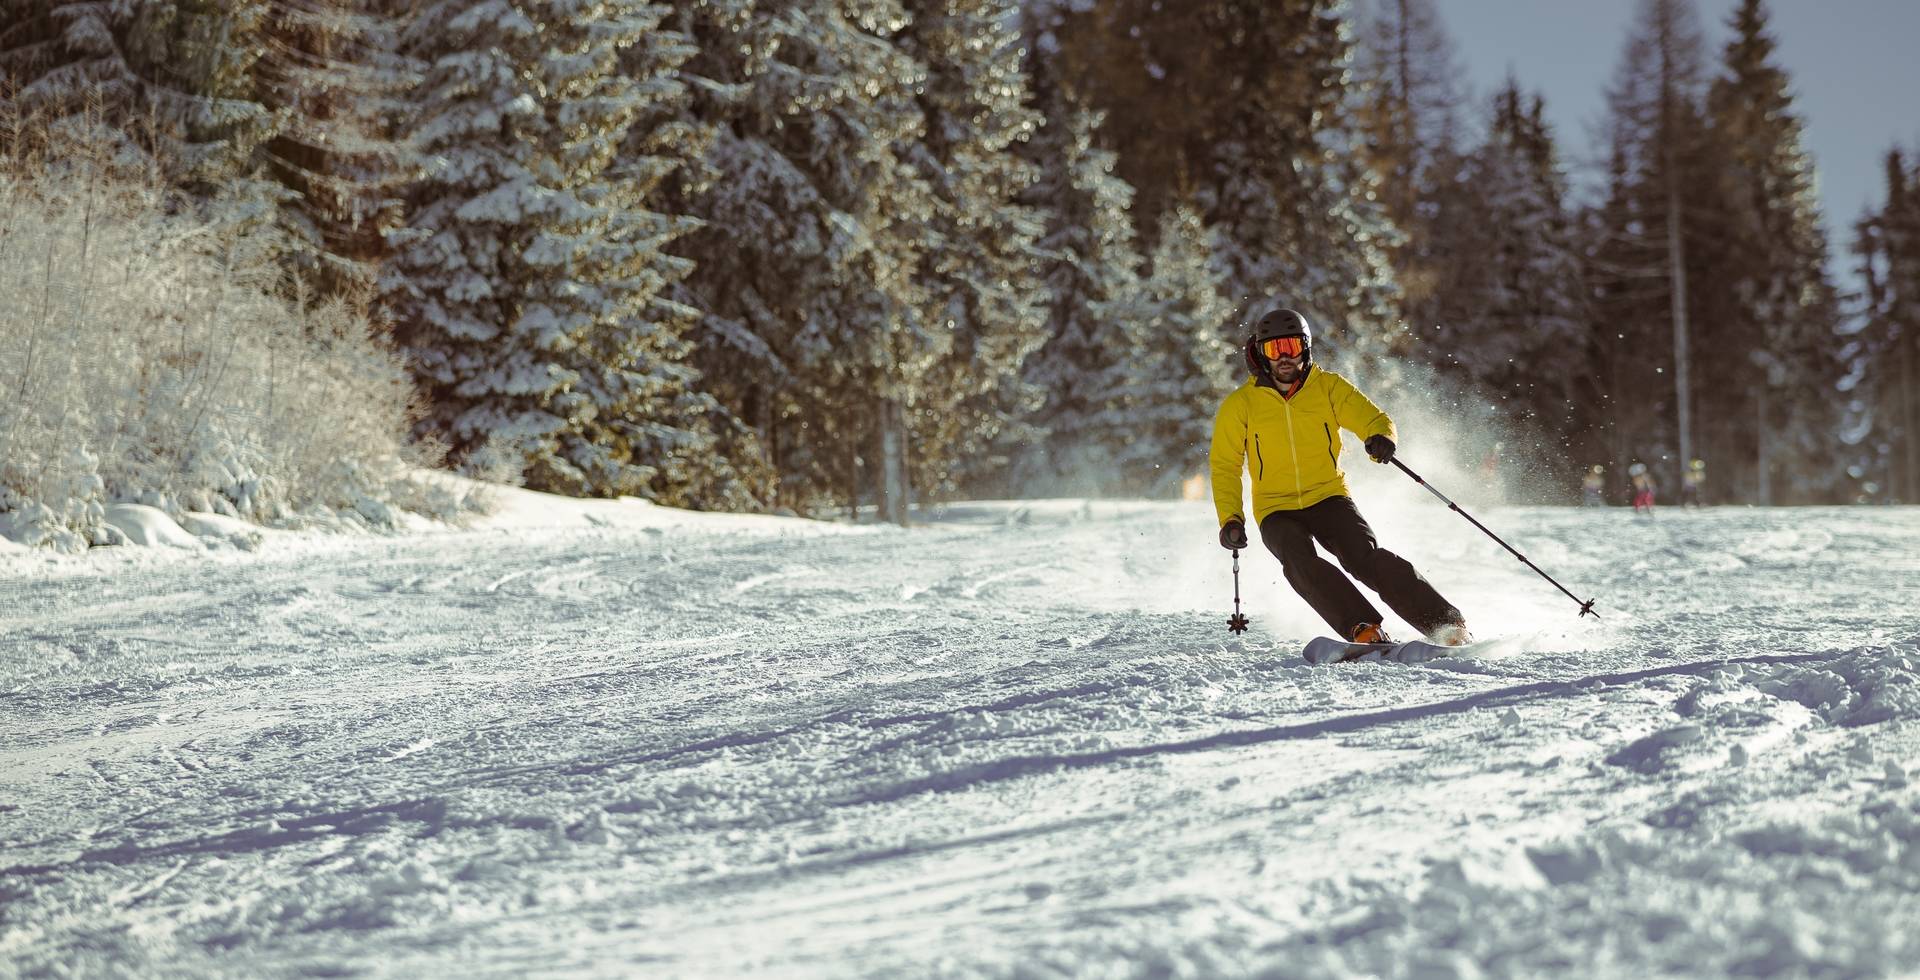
[1439,0,1920,294]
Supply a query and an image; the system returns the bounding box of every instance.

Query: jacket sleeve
[1209,389,1249,526]
[1331,373,1396,443]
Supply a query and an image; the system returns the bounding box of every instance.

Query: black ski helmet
[1244,306,1314,375]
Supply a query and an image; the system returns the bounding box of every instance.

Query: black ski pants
[1257,495,1460,639]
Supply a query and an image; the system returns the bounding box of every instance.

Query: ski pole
[1227,549,1250,634]
[1390,457,1600,620]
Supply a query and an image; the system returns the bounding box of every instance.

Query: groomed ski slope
[3,478,1919,978]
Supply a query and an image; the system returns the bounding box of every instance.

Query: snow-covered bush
[0,124,465,547]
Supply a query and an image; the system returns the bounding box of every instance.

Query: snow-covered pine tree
[668,0,938,518]
[1350,0,1467,327]
[895,0,1049,501]
[599,13,749,510]
[1008,76,1146,497]
[1887,151,1920,503]
[257,0,417,298]
[383,0,705,497]
[1700,0,1844,503]
[1050,0,1402,366]
[1352,0,1466,202]
[4,2,419,302]
[1196,1,1403,366]
[1418,79,1589,492]
[1851,149,1920,503]
[1582,140,1656,491]
[1110,203,1233,496]
[1589,0,1728,491]
[1,0,284,225]
[1585,0,1714,489]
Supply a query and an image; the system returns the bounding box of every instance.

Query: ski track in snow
[3,502,1920,977]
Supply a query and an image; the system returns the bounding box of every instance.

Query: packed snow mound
[392,469,857,540]
[178,511,267,551]
[102,503,202,549]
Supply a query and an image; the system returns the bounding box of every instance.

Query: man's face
[1267,351,1304,384]
[1259,335,1306,384]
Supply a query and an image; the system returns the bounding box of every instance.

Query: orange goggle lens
[1260,336,1305,359]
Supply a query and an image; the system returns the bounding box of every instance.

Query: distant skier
[1209,306,1471,647]
[1582,465,1607,507]
[1681,458,1706,507]
[1629,462,1656,515]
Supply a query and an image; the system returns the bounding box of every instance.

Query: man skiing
[1210,306,1470,647]
[1680,458,1705,507]
[1582,465,1607,507]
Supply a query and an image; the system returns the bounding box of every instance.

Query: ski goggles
[1259,336,1306,359]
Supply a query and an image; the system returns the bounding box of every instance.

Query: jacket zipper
[1252,434,1265,479]
[1283,398,1302,504]
[1324,423,1338,464]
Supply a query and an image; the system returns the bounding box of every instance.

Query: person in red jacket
[1629,462,1656,514]
[1209,307,1469,646]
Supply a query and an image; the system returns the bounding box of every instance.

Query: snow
[101,504,203,550]
[4,486,1920,977]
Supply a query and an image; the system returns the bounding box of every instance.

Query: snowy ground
[4,478,1920,978]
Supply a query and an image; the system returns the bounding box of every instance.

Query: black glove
[1365,434,1396,464]
[1219,518,1248,551]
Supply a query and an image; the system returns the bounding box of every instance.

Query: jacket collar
[1253,363,1312,397]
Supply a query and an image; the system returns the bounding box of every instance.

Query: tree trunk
[1657,5,1694,496]
[878,395,910,526]
[1665,166,1693,494]
[1755,390,1771,506]
[1903,327,1918,503]
[847,442,860,522]
[751,387,778,505]
[1394,0,1416,228]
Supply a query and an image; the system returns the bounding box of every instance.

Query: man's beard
[1270,359,1302,384]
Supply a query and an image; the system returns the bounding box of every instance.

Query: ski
[1301,636,1472,665]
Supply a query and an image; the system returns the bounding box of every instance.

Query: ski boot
[1349,622,1392,644]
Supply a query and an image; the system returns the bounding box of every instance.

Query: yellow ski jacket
[1209,368,1396,526]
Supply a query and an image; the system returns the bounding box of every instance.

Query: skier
[1209,306,1471,647]
[1681,458,1706,507]
[1629,462,1656,514]
[1582,465,1607,507]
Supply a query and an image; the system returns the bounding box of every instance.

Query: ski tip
[1302,635,1394,665]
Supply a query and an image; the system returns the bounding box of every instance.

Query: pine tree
[3,1,417,300]
[2,1,283,221]
[668,0,939,518]
[1009,82,1146,496]
[1206,0,1403,361]
[1353,0,1465,196]
[258,1,417,298]
[1699,0,1844,503]
[1890,152,1920,503]
[1351,0,1467,327]
[1110,203,1233,495]
[1853,149,1920,502]
[1585,0,1714,490]
[896,0,1051,500]
[604,15,745,509]
[383,0,706,497]
[1420,79,1589,491]
[1053,0,1404,364]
